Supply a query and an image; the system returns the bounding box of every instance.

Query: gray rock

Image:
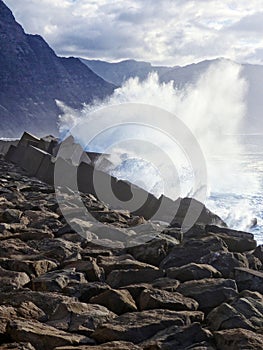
[234,267,263,293]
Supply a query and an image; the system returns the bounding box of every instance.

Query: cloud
[3,0,263,65]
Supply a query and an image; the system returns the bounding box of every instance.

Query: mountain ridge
[0,0,115,138]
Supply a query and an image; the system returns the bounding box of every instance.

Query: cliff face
[0,0,115,138]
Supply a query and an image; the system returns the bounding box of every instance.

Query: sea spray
[57,59,261,233]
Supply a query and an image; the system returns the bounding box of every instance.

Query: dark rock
[214,328,263,350]
[1,209,22,223]
[0,289,77,318]
[140,322,213,350]
[151,277,180,291]
[207,290,263,331]
[106,268,164,288]
[62,258,105,282]
[53,342,141,349]
[31,268,88,293]
[177,278,238,313]
[0,343,36,350]
[97,254,157,276]
[139,288,199,311]
[200,251,249,278]
[6,318,94,350]
[205,225,257,253]
[90,289,137,315]
[234,267,263,293]
[127,236,179,266]
[79,282,112,302]
[160,236,228,269]
[91,309,204,343]
[167,263,221,281]
[47,301,116,334]
[0,266,30,292]
[254,245,263,264]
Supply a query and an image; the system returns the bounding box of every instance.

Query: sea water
[207,134,263,245]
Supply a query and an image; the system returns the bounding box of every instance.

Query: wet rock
[207,289,263,331]
[160,236,228,269]
[140,322,213,350]
[106,268,164,288]
[214,328,263,350]
[92,309,204,343]
[139,288,199,311]
[177,278,238,313]
[31,268,88,292]
[0,266,30,292]
[6,318,94,350]
[47,301,116,334]
[234,267,263,293]
[90,289,137,315]
[167,263,221,281]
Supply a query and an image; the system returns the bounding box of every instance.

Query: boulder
[0,289,77,318]
[0,266,30,292]
[253,245,263,264]
[200,251,249,278]
[1,209,22,223]
[139,288,198,311]
[54,341,141,349]
[205,225,257,253]
[97,254,157,276]
[140,322,213,350]
[106,268,164,288]
[127,236,179,266]
[214,328,263,350]
[207,290,263,331]
[234,267,263,293]
[47,301,116,334]
[0,343,36,350]
[167,263,221,281]
[79,282,112,302]
[92,309,204,343]
[6,318,94,350]
[177,278,238,313]
[62,258,105,282]
[160,236,227,269]
[31,268,88,293]
[90,289,137,315]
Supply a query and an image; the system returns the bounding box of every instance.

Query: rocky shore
[0,141,263,349]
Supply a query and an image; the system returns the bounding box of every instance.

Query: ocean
[207,134,263,245]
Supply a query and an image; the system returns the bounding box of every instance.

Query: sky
[4,0,263,66]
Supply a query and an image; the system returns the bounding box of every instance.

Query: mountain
[80,58,173,86]
[82,57,263,133]
[0,0,115,138]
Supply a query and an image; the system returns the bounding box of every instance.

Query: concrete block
[18,131,40,147]
[19,145,49,176]
[36,154,55,185]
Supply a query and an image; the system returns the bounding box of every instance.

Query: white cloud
[3,0,263,65]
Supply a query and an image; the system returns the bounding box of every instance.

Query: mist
[58,59,260,229]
